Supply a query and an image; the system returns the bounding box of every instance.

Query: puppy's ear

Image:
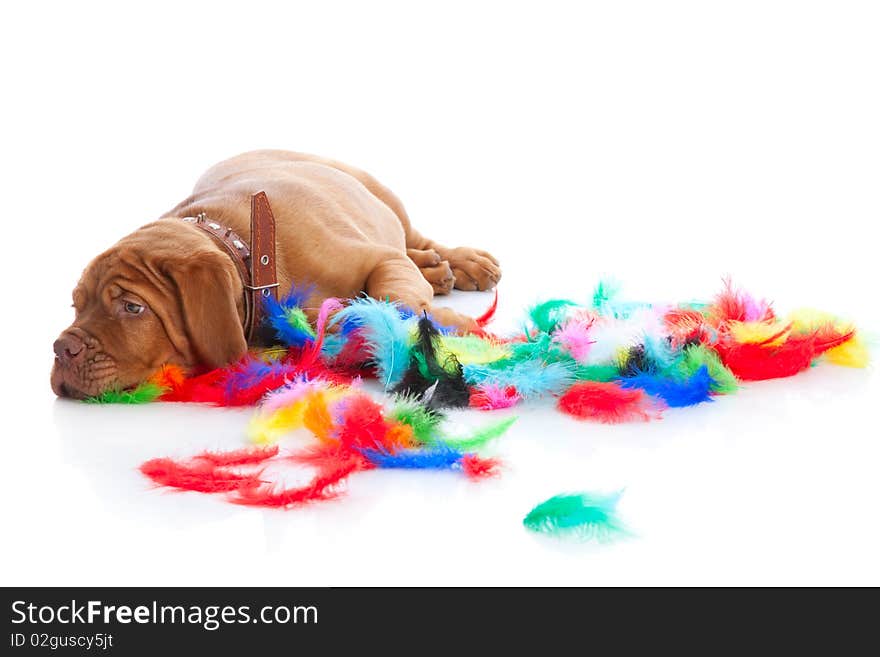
[164,250,247,368]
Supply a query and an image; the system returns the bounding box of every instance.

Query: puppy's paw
[407,248,442,268]
[423,260,456,295]
[445,247,501,292]
[408,248,455,295]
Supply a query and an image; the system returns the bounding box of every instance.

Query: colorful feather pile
[86,278,869,508]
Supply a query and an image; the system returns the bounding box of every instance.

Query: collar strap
[181,191,279,343]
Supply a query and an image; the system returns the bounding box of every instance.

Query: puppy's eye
[124,301,145,315]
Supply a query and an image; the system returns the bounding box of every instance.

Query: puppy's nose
[53,333,85,365]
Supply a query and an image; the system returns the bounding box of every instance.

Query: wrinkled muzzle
[50,327,118,399]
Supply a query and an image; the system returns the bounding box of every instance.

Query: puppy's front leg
[366,254,477,332]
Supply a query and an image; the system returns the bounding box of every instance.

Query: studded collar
[180,191,279,343]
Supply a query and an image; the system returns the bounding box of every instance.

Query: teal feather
[330,297,413,387]
[528,299,577,334]
[507,332,559,362]
[463,360,574,399]
[590,278,654,319]
[523,491,630,542]
[641,332,678,374]
[591,278,621,311]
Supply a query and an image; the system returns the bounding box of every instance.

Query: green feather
[389,396,443,444]
[572,363,621,382]
[674,345,738,394]
[528,299,577,334]
[85,382,166,404]
[285,307,316,339]
[523,491,630,542]
[440,416,517,451]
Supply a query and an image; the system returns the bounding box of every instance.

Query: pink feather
[553,317,595,362]
[742,293,772,322]
[260,376,322,413]
[297,297,344,370]
[469,383,521,410]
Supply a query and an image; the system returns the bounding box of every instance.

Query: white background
[1,1,878,585]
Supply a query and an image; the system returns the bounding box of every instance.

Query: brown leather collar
[180,191,280,344]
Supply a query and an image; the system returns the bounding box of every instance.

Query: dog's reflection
[52,399,258,525]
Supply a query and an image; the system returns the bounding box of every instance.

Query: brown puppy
[51,150,501,399]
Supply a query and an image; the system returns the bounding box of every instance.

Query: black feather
[619,344,652,377]
[392,313,470,409]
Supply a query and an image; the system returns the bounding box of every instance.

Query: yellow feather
[248,398,309,444]
[614,346,631,369]
[440,335,511,364]
[302,390,337,443]
[785,308,868,367]
[824,334,870,368]
[787,307,855,333]
[250,346,289,362]
[728,320,789,345]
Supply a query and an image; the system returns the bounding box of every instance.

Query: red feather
[139,457,263,493]
[812,326,857,354]
[231,458,363,507]
[335,393,394,451]
[663,308,714,347]
[329,330,374,375]
[159,368,227,404]
[295,359,353,387]
[460,454,500,479]
[475,289,499,327]
[557,381,663,423]
[717,328,855,381]
[707,280,776,325]
[195,445,279,467]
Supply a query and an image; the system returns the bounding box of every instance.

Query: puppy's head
[51,221,247,399]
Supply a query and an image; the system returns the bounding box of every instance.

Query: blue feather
[224,357,292,396]
[397,305,417,320]
[360,445,464,470]
[330,297,413,387]
[618,365,715,407]
[320,333,346,358]
[262,285,313,318]
[262,285,316,347]
[266,315,314,348]
[463,360,575,399]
